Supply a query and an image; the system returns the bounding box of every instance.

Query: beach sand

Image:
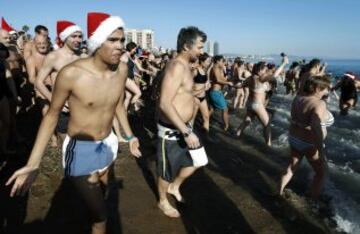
[0,102,339,234]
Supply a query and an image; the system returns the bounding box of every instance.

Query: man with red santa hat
[6,12,141,234]
[35,20,83,142]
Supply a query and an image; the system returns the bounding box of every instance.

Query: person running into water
[157,26,206,218]
[284,61,300,96]
[6,12,141,234]
[209,55,233,131]
[192,52,212,133]
[232,58,246,109]
[332,72,360,116]
[279,75,334,199]
[235,56,288,146]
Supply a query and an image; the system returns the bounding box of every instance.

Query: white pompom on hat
[87,12,125,54]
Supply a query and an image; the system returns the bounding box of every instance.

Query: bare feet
[167,183,185,203]
[158,200,180,218]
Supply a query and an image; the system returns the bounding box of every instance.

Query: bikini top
[291,96,334,128]
[252,80,269,93]
[194,72,207,84]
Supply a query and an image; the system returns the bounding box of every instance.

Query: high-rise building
[206,40,214,56]
[125,29,155,50]
[214,41,220,55]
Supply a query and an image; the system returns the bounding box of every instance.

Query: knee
[202,112,210,121]
[92,220,106,232]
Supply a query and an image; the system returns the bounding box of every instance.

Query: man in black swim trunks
[157,26,206,218]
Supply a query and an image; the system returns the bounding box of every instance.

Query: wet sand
[0,100,338,234]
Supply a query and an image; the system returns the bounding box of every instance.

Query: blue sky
[1,0,359,59]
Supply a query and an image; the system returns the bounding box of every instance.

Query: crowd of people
[0,12,360,234]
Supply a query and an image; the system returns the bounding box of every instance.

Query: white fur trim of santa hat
[59,25,82,42]
[87,16,125,54]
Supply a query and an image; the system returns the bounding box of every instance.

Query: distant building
[206,40,220,56]
[125,29,155,50]
[214,41,220,55]
[206,40,214,56]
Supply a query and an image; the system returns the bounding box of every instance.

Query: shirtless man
[6,12,141,234]
[209,55,233,131]
[25,35,58,146]
[157,26,206,218]
[35,21,82,141]
[23,25,49,60]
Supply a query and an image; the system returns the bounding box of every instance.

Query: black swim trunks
[156,121,194,182]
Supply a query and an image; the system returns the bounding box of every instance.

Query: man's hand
[6,165,39,197]
[129,137,142,158]
[184,132,200,149]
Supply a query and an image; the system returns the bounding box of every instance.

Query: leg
[236,109,254,137]
[233,89,240,109]
[168,166,197,202]
[126,78,142,111]
[279,149,303,196]
[306,150,327,199]
[199,100,210,131]
[243,87,249,107]
[254,105,271,146]
[223,108,229,131]
[238,88,245,108]
[71,174,107,234]
[157,177,180,218]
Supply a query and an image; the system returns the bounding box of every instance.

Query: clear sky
[1,0,359,59]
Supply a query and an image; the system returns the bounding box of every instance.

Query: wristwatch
[182,129,192,138]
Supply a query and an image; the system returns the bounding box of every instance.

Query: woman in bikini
[235,57,288,146]
[279,75,334,199]
[192,53,212,132]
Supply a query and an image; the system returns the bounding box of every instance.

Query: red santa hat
[57,20,82,42]
[1,17,16,34]
[87,12,125,54]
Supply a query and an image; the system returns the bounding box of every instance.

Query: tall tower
[214,41,220,55]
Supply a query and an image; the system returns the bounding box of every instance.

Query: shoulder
[313,99,326,113]
[44,50,59,63]
[57,59,86,82]
[165,60,186,74]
